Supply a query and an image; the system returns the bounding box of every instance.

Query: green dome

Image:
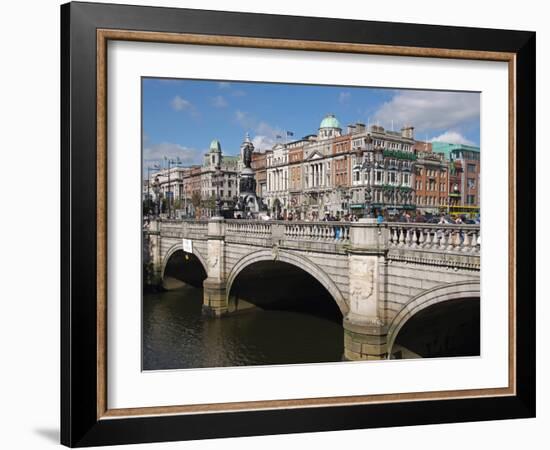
[209,139,221,152]
[319,114,341,129]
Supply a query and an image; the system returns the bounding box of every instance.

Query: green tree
[202,195,216,213]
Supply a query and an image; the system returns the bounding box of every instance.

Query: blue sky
[142,78,480,169]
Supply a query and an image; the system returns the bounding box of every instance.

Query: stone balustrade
[155,219,480,255]
[284,221,350,243]
[387,223,480,253]
[225,219,272,237]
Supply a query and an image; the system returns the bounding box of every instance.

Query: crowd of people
[256,210,480,225]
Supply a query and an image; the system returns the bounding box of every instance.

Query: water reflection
[143,285,344,370]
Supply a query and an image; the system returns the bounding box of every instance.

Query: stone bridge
[145,218,480,360]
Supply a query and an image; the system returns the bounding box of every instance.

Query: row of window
[334,142,349,153]
[417,168,447,178]
[417,195,446,206]
[201,179,235,188]
[351,155,413,170]
[350,138,413,152]
[415,180,446,192]
[351,189,412,204]
[352,170,411,186]
[267,154,288,166]
[268,172,288,191]
[289,153,303,163]
[202,189,234,199]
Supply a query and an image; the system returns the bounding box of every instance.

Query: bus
[439,205,480,219]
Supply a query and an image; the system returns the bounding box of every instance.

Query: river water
[143,285,344,370]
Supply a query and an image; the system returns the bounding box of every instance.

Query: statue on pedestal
[235,133,266,217]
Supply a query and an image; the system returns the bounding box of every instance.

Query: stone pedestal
[239,167,256,195]
[235,167,265,217]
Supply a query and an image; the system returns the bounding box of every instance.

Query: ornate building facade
[149,139,240,218]
[414,151,448,214]
[432,142,481,210]
[246,114,420,219]
[146,115,481,220]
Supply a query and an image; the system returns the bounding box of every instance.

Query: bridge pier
[343,219,389,360]
[343,320,388,360]
[202,278,228,317]
[202,218,228,316]
[144,219,162,288]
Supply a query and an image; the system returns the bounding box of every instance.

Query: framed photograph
[61,1,535,447]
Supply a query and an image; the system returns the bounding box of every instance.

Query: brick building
[414,151,448,214]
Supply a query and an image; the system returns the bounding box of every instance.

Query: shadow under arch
[161,243,208,288]
[387,281,480,358]
[226,249,348,317]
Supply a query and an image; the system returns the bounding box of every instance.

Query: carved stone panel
[348,254,382,325]
[207,239,224,281]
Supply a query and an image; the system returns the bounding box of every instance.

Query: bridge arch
[226,249,348,316]
[386,280,480,356]
[161,242,208,282]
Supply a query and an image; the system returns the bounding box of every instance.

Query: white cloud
[218,82,246,97]
[252,135,277,150]
[234,111,283,151]
[170,95,192,111]
[431,131,475,145]
[143,142,204,168]
[256,121,282,137]
[339,92,351,104]
[211,95,228,108]
[253,121,285,150]
[373,90,479,131]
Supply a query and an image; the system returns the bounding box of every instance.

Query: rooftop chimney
[401,125,414,139]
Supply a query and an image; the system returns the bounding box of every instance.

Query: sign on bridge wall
[182,238,193,254]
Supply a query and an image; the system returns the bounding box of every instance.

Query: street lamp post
[393,184,397,215]
[216,165,222,217]
[361,141,374,218]
[184,185,188,217]
[164,156,181,219]
[152,176,161,217]
[214,163,223,218]
[146,164,160,216]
